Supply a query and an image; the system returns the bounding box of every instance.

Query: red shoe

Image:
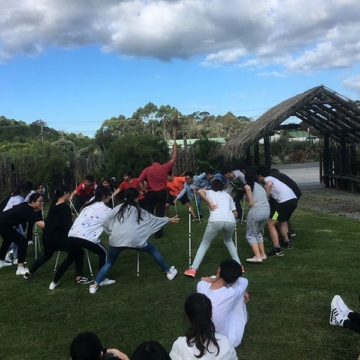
[184,268,196,278]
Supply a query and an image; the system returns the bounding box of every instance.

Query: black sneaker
[23,272,35,280]
[280,240,293,249]
[200,215,203,220]
[289,230,296,237]
[76,277,93,284]
[266,248,284,257]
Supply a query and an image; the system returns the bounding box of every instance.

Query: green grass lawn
[0,202,359,359]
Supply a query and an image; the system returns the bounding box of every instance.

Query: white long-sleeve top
[68,202,111,243]
[102,205,169,248]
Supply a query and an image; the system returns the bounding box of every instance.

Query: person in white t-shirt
[184,179,241,278]
[256,164,298,257]
[197,259,249,348]
[169,292,238,360]
[49,185,114,290]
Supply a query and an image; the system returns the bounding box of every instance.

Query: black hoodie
[43,202,72,245]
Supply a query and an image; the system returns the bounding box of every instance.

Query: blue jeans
[191,221,241,270]
[95,242,170,285]
[233,190,244,219]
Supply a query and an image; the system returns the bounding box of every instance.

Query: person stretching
[89,187,179,294]
[184,178,241,278]
[169,292,238,359]
[197,259,249,348]
[49,185,114,290]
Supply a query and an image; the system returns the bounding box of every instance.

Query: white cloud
[0,0,360,74]
[256,71,286,77]
[342,74,360,97]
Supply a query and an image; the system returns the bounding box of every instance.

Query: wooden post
[323,134,330,187]
[254,142,260,166]
[264,135,271,169]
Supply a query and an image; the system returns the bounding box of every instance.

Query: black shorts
[270,198,297,222]
[178,193,190,205]
[166,194,176,205]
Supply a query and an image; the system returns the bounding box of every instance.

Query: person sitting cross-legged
[197,259,249,348]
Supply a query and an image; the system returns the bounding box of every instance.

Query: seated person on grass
[69,331,129,360]
[197,259,249,348]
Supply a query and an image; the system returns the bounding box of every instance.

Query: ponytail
[83,185,110,208]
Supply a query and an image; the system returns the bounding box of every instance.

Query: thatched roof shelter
[222,85,360,159]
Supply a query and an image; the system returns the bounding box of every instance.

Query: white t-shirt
[205,190,236,223]
[264,176,296,203]
[3,195,24,211]
[170,333,238,360]
[197,277,248,348]
[69,202,111,243]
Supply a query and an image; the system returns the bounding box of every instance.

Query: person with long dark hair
[0,192,44,275]
[170,293,237,359]
[49,185,114,290]
[69,332,129,360]
[243,168,270,263]
[23,185,86,283]
[89,187,179,294]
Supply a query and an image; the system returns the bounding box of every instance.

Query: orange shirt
[167,176,185,196]
[118,178,144,200]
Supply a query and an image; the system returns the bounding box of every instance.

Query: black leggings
[70,237,108,272]
[29,237,83,276]
[344,312,360,333]
[0,226,27,263]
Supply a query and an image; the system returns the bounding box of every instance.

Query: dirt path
[299,187,360,220]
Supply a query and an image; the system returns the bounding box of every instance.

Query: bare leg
[267,218,280,246]
[250,243,261,258]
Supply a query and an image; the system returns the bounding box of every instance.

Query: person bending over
[243,167,270,263]
[49,185,114,290]
[197,259,249,348]
[184,178,241,278]
[170,292,237,359]
[24,185,86,284]
[89,187,179,294]
[0,192,45,275]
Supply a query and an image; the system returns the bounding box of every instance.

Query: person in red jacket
[112,171,146,208]
[69,175,97,214]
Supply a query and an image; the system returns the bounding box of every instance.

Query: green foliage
[105,134,169,178]
[0,194,360,359]
[193,138,222,172]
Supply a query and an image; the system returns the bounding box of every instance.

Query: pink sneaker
[184,268,196,278]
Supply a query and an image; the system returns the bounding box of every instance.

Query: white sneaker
[49,282,58,290]
[28,241,34,245]
[5,253,13,263]
[99,278,116,286]
[246,256,263,263]
[16,267,29,275]
[166,266,177,280]
[89,285,98,294]
[261,254,267,260]
[336,295,352,317]
[13,259,18,265]
[0,260,13,268]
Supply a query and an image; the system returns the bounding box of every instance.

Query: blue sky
[1,0,360,137]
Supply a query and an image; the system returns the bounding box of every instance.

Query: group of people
[0,142,305,358]
[69,259,246,360]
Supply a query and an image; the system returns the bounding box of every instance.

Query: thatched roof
[222,85,360,158]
